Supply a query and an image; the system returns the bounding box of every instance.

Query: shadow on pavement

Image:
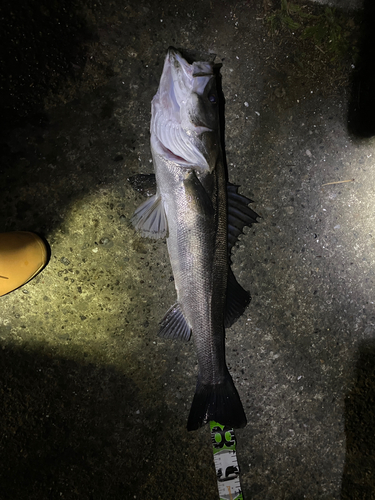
[0,345,140,499]
[0,0,93,130]
[347,0,375,137]
[342,339,375,498]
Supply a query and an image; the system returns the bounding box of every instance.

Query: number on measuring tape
[210,421,244,500]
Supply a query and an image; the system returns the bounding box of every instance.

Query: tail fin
[187,371,247,431]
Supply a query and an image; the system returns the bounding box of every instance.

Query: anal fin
[159,303,192,341]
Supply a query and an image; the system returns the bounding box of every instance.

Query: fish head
[151,47,220,173]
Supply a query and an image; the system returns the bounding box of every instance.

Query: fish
[131,47,258,431]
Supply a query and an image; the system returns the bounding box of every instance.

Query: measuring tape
[210,421,244,500]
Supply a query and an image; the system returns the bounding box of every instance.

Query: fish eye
[208,94,217,104]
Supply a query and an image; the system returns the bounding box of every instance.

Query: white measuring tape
[210,421,244,500]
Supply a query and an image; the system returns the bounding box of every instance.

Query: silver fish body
[131,48,257,430]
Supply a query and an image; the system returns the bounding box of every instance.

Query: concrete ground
[1,0,374,498]
[311,0,362,10]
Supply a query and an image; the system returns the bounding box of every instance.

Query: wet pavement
[1,0,374,498]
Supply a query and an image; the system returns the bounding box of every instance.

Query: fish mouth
[167,47,214,101]
[150,48,216,170]
[167,47,214,76]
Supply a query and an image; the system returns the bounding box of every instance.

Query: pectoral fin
[130,194,168,239]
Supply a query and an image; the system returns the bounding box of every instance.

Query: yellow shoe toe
[0,232,48,296]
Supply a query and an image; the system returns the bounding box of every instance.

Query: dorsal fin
[227,183,258,253]
[224,267,251,328]
[225,183,259,328]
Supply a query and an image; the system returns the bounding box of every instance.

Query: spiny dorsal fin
[225,183,258,327]
[227,183,258,253]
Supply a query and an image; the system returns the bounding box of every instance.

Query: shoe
[0,231,48,296]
